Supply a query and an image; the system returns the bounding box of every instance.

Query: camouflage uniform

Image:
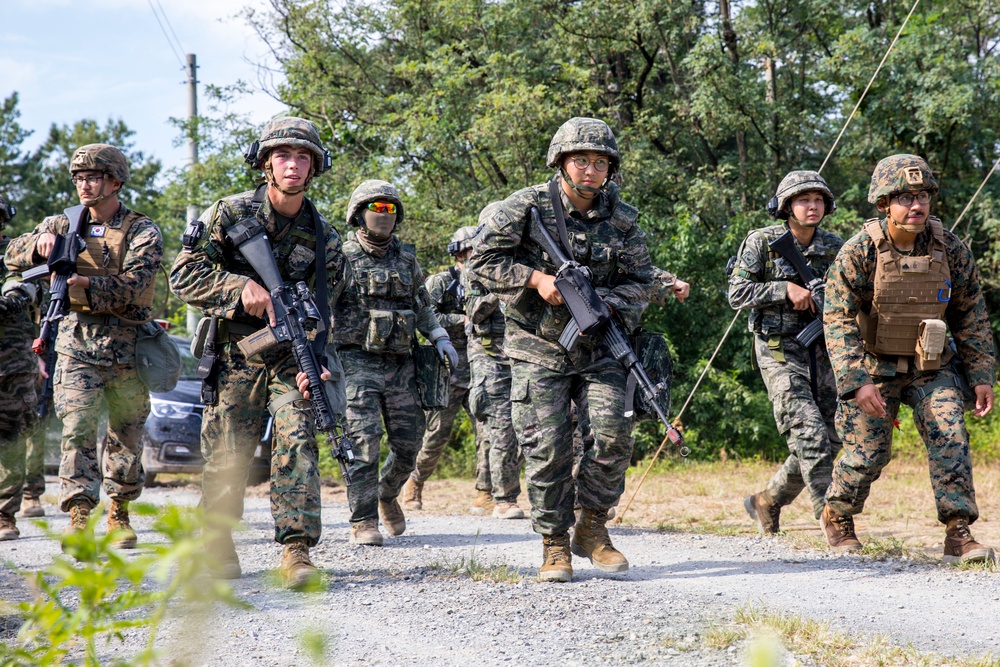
[824,158,996,528]
[649,267,679,305]
[336,180,449,529]
[467,122,654,538]
[5,200,162,512]
[729,219,844,520]
[170,189,343,547]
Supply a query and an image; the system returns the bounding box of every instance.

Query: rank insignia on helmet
[905,167,925,186]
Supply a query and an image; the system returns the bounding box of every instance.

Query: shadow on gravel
[627,557,912,582]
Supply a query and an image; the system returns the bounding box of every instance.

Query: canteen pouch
[136,321,182,393]
[915,318,947,372]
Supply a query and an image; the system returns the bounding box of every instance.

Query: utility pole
[185,53,201,334]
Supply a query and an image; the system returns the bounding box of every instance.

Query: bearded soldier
[336,180,457,546]
[5,145,163,548]
[728,171,844,533]
[170,117,344,589]
[468,118,654,582]
[821,155,996,564]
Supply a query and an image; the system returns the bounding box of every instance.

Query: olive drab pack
[69,210,156,313]
[858,216,951,371]
[135,320,182,393]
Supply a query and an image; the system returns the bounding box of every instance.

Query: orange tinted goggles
[367,202,397,214]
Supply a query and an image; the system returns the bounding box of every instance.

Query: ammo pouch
[904,339,976,410]
[364,309,416,354]
[136,321,182,393]
[914,318,947,372]
[625,328,673,422]
[413,344,450,409]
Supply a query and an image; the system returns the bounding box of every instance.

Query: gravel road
[2,480,999,666]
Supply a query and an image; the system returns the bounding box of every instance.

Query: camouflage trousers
[55,356,147,511]
[341,347,425,525]
[201,342,321,546]
[827,364,978,525]
[411,348,481,484]
[755,335,842,519]
[469,351,521,503]
[22,412,51,501]
[0,373,38,516]
[510,355,631,535]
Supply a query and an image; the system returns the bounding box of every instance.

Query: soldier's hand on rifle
[241,279,277,326]
[296,367,331,401]
[786,282,816,313]
[973,385,994,418]
[528,270,563,305]
[66,274,90,289]
[855,383,887,418]
[36,232,57,259]
[37,357,48,381]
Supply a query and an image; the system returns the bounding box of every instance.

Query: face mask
[362,209,397,240]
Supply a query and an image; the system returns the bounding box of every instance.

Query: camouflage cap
[773,170,835,214]
[346,180,404,226]
[868,154,938,204]
[448,225,479,255]
[257,116,327,171]
[70,144,129,183]
[546,117,620,169]
[0,193,14,226]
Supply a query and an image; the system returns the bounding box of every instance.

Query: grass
[428,553,525,584]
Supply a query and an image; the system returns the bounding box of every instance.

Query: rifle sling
[547,177,574,261]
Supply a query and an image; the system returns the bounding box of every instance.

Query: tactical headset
[766,179,837,220]
[243,139,333,175]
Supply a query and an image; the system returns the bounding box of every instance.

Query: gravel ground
[2,479,999,666]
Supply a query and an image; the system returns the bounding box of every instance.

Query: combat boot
[744,491,781,535]
[401,476,423,511]
[943,517,996,565]
[64,501,90,535]
[820,504,862,553]
[470,490,495,516]
[378,498,406,537]
[539,532,573,582]
[108,499,137,549]
[492,501,525,520]
[206,529,242,580]
[0,513,19,541]
[571,507,629,573]
[350,519,384,546]
[19,497,45,518]
[280,538,320,591]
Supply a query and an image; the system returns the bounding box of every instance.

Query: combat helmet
[346,180,404,226]
[546,117,620,172]
[868,154,938,204]
[447,226,478,256]
[0,193,15,228]
[767,170,836,219]
[245,116,330,175]
[70,144,130,183]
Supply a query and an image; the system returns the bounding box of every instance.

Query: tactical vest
[858,217,951,369]
[69,210,156,313]
[335,237,420,354]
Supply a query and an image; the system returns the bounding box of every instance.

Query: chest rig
[858,216,951,372]
[69,210,155,313]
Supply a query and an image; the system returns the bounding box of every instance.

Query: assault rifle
[444,266,465,308]
[226,222,355,485]
[767,230,825,348]
[527,208,687,454]
[22,205,87,418]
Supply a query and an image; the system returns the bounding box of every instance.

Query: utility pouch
[915,318,947,371]
[413,343,449,409]
[196,317,220,405]
[238,326,279,359]
[363,309,415,354]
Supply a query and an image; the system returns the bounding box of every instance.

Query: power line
[950,154,1000,233]
[147,0,185,69]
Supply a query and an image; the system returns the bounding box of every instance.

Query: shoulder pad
[400,242,417,257]
[611,200,639,229]
[927,215,945,242]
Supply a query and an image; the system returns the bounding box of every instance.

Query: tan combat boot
[206,528,242,580]
[820,504,862,553]
[108,499,137,549]
[64,501,91,535]
[943,517,996,565]
[401,476,424,511]
[280,538,320,591]
[492,501,525,520]
[378,498,406,537]
[19,497,45,518]
[571,507,629,573]
[744,491,781,535]
[539,532,573,583]
[349,519,384,546]
[0,513,19,541]
[470,490,495,516]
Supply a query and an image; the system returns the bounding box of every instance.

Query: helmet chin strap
[80,176,120,208]
[559,169,604,199]
[889,215,926,234]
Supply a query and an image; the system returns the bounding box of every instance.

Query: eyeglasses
[568,156,610,173]
[72,174,105,186]
[367,202,397,214]
[892,191,932,206]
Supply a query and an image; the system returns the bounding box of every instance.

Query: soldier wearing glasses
[821,154,996,564]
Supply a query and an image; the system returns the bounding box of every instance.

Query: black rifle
[444,266,465,308]
[226,222,355,485]
[527,208,687,454]
[767,230,825,348]
[22,206,87,417]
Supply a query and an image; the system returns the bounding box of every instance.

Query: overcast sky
[1,0,287,174]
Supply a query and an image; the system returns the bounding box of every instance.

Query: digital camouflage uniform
[729,223,844,519]
[468,173,653,536]
[5,204,162,512]
[170,188,344,547]
[336,181,446,528]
